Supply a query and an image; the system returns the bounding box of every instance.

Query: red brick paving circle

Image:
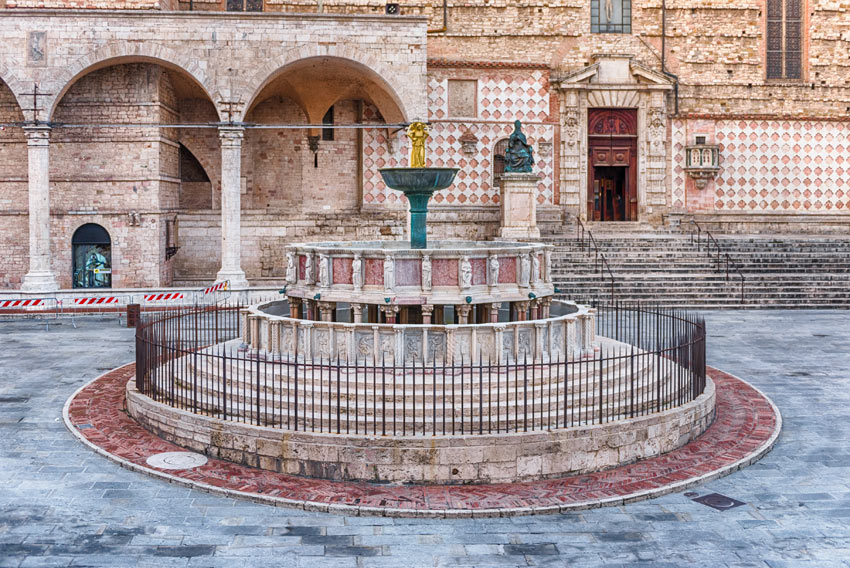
[64,364,780,517]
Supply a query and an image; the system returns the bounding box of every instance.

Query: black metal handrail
[134,302,706,437]
[576,218,616,301]
[688,220,745,303]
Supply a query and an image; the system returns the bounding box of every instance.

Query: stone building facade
[1,0,848,291]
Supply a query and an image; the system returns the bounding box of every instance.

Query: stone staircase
[545,232,850,308]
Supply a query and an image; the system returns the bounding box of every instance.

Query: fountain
[127,121,714,488]
[378,122,458,249]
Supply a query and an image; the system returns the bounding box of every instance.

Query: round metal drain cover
[146,451,208,470]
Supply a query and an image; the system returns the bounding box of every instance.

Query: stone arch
[0,63,30,116]
[46,43,220,121]
[242,45,410,125]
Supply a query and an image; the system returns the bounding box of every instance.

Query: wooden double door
[587,108,638,222]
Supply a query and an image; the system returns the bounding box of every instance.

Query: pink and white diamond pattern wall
[362,68,555,207]
[674,119,850,213]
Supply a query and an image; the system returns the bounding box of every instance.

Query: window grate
[591,0,631,34]
[767,0,801,79]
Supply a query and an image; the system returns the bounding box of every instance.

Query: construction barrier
[197,280,231,306]
[203,280,229,295]
[61,294,132,327]
[0,297,60,328]
[143,292,186,303]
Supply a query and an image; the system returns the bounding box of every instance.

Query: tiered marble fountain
[128,123,715,486]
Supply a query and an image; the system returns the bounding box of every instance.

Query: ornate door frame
[555,57,673,224]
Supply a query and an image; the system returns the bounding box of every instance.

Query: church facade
[1,0,847,291]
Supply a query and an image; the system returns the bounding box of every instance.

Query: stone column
[302,299,315,321]
[21,126,58,293]
[456,304,472,324]
[289,297,301,319]
[270,321,281,355]
[217,126,249,289]
[381,304,398,324]
[421,304,434,324]
[515,301,530,322]
[529,300,540,320]
[351,303,364,323]
[318,301,335,322]
[489,302,502,323]
[539,297,552,319]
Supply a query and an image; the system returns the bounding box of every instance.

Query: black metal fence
[135,303,706,437]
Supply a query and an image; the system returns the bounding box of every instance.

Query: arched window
[493,138,509,184]
[72,224,112,289]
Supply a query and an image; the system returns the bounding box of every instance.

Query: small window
[322,106,334,142]
[447,80,477,118]
[591,0,631,34]
[767,0,802,79]
[227,0,263,11]
[72,224,112,289]
[493,138,509,183]
[695,136,706,145]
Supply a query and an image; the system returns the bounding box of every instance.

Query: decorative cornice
[428,59,550,71]
[677,113,850,123]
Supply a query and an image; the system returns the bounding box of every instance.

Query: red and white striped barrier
[73,296,119,306]
[0,297,59,328]
[0,298,45,308]
[203,281,229,295]
[143,292,185,302]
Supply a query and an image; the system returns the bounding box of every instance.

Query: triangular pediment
[555,56,674,89]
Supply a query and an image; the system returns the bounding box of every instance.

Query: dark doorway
[592,167,627,222]
[72,223,112,288]
[587,108,638,221]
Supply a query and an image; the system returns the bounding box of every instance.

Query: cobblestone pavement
[1,311,849,567]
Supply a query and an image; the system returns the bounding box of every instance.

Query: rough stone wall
[5,0,175,7]
[0,82,27,289]
[44,64,175,288]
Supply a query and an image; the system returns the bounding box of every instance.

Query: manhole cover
[146,452,208,470]
[692,493,745,511]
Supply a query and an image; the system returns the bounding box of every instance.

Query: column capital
[218,125,245,145]
[23,125,51,145]
[420,304,435,316]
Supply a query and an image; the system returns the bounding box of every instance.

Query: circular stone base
[124,378,716,485]
[64,364,780,517]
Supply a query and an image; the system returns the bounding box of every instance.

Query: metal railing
[135,302,706,437]
[688,220,746,304]
[576,218,617,301]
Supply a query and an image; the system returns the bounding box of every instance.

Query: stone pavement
[1,311,849,567]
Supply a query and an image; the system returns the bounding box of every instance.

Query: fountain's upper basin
[378,167,460,195]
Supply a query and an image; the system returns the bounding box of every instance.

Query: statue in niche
[285,251,297,284]
[488,256,500,286]
[318,255,330,288]
[460,256,472,289]
[384,255,395,291]
[504,120,535,173]
[532,253,540,284]
[352,255,363,289]
[520,253,531,288]
[422,255,432,291]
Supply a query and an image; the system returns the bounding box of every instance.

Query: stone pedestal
[498,172,540,240]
